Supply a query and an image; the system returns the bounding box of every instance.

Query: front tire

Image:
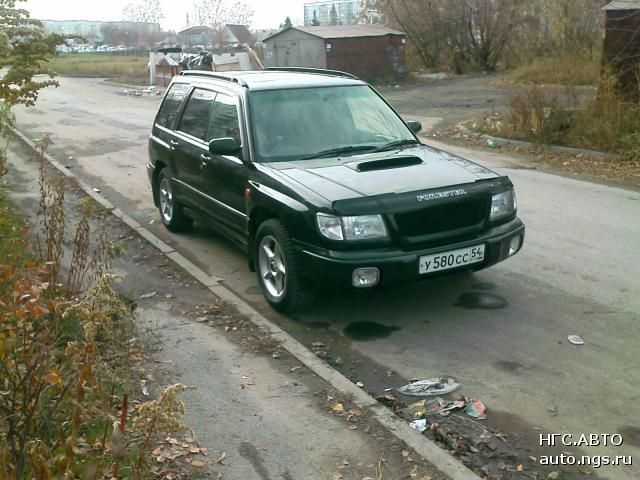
[157,169,192,232]
[255,219,317,312]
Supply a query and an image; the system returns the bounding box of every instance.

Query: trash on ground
[464,399,486,419]
[140,291,157,299]
[141,384,149,396]
[397,376,461,396]
[356,381,364,388]
[568,334,584,345]
[327,398,344,412]
[92,187,101,193]
[487,138,498,148]
[409,418,427,433]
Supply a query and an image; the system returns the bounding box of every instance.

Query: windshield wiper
[300,145,378,160]
[373,139,420,152]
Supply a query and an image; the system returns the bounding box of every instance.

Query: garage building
[263,25,406,80]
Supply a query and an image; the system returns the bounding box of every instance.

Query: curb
[481,134,616,159]
[10,126,479,480]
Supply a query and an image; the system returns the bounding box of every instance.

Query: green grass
[47,53,149,85]
[507,54,601,87]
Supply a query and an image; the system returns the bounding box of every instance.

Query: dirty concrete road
[12,76,640,479]
[5,138,442,480]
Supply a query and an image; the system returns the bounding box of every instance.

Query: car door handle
[170,139,180,146]
[200,153,210,169]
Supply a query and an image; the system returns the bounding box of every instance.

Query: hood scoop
[350,156,423,172]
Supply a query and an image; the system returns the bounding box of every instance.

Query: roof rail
[179,70,248,87]
[264,67,359,80]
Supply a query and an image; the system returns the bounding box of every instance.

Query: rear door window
[206,92,241,145]
[155,83,190,128]
[177,88,217,140]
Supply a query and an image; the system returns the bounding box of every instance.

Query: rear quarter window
[155,83,190,128]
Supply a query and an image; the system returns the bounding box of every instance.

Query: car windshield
[248,85,416,162]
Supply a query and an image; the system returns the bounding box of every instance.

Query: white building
[303,1,377,26]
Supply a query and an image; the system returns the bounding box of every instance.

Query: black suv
[147,68,524,312]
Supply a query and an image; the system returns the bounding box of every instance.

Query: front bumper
[295,218,525,288]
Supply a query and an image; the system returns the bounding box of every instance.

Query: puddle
[493,360,526,375]
[343,321,401,341]
[618,425,640,447]
[454,292,508,309]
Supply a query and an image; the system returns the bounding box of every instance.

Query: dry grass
[47,53,149,85]
[0,140,197,478]
[507,54,601,87]
[482,70,640,159]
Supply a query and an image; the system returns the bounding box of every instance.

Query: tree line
[367,0,606,73]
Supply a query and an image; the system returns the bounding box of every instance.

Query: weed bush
[0,140,194,478]
[482,71,640,158]
[507,53,601,87]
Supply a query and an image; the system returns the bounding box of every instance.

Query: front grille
[394,197,488,238]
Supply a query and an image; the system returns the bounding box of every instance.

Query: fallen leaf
[517,464,524,472]
[328,400,344,412]
[192,460,205,468]
[215,452,226,464]
[44,371,62,385]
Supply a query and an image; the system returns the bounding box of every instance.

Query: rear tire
[255,219,317,312]
[157,169,192,232]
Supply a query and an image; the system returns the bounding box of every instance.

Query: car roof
[177,70,365,91]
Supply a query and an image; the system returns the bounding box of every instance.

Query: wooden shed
[263,25,406,80]
[603,0,640,100]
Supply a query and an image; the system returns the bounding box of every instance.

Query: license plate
[419,245,485,274]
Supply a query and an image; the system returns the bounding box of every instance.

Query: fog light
[508,235,522,256]
[352,268,380,288]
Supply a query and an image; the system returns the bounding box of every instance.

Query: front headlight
[316,214,388,241]
[317,213,344,240]
[490,189,517,222]
[342,215,388,240]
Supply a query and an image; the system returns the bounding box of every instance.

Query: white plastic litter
[568,335,584,345]
[409,419,427,433]
[397,377,461,397]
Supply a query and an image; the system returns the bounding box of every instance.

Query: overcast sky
[23,0,307,31]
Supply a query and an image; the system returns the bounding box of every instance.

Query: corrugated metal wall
[264,30,326,69]
[603,9,640,101]
[325,34,406,80]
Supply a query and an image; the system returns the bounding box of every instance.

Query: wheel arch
[151,160,167,207]
[247,206,280,271]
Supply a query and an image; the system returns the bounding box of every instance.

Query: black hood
[264,145,498,203]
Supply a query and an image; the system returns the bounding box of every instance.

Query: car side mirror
[209,137,241,156]
[407,120,422,133]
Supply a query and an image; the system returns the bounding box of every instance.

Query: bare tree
[370,0,605,72]
[193,0,226,26]
[226,1,254,24]
[123,0,164,24]
[192,0,254,27]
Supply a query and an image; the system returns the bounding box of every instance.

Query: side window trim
[206,91,240,144]
[154,82,192,130]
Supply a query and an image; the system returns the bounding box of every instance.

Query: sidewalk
[3,138,447,480]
